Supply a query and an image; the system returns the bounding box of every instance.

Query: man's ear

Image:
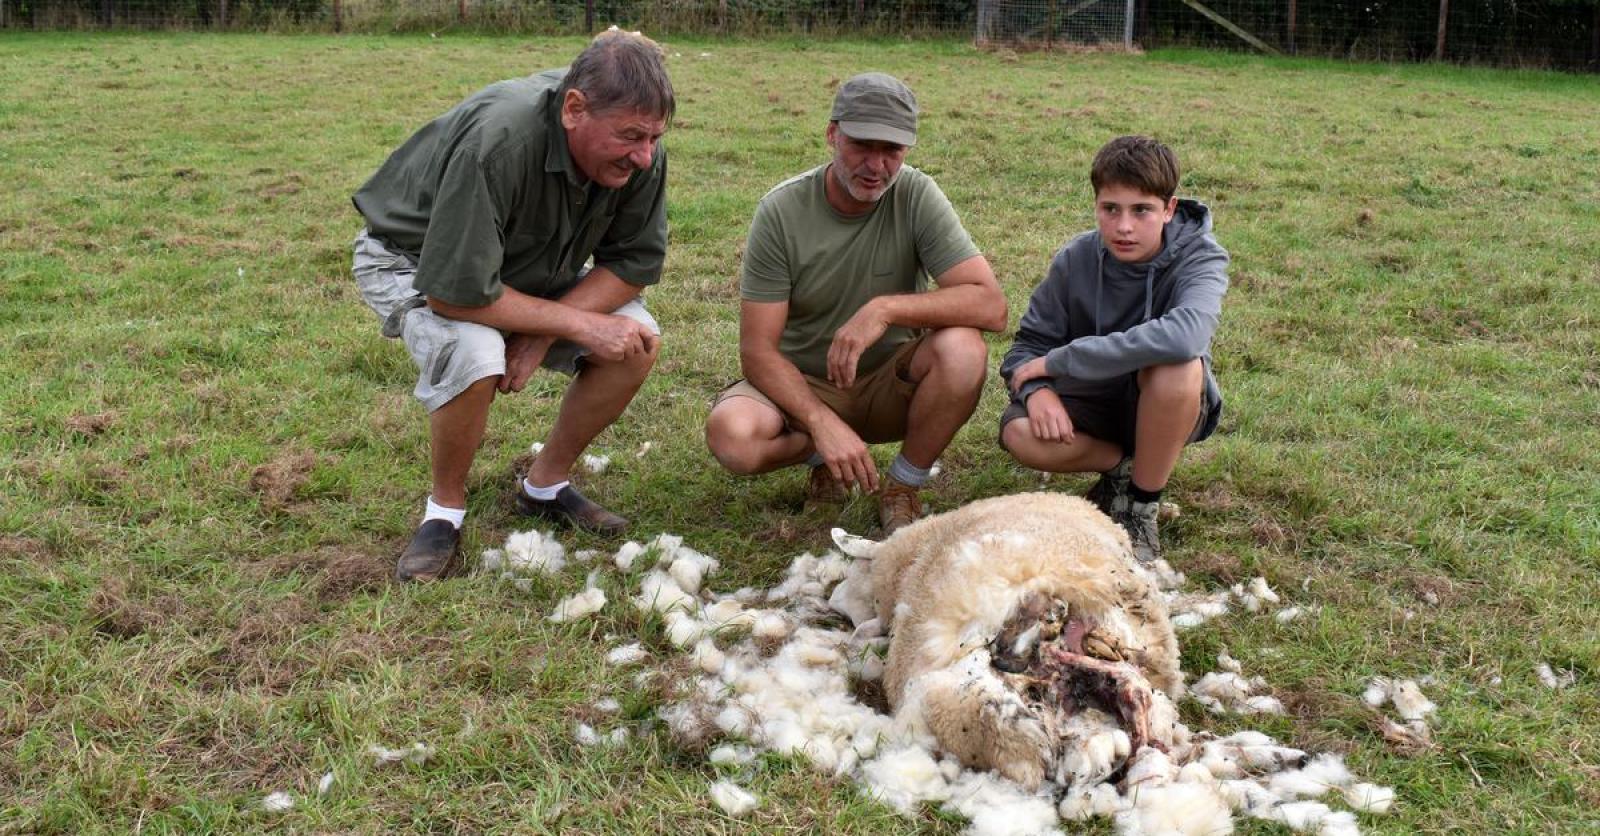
[560,89,588,130]
[825,121,839,151]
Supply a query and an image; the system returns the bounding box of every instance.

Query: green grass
[1,32,1597,834]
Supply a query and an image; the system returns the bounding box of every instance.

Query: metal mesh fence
[3,0,1597,71]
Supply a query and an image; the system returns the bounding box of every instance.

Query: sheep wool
[709,781,759,817]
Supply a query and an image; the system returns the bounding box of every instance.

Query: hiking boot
[1121,499,1162,564]
[878,479,922,535]
[514,483,628,536]
[805,464,849,507]
[1085,457,1133,517]
[396,519,461,582]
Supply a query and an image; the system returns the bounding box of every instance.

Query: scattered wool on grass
[605,642,649,666]
[943,771,1062,836]
[317,772,334,796]
[709,781,760,817]
[614,541,645,571]
[368,742,432,766]
[260,791,295,812]
[1536,663,1576,690]
[709,743,757,766]
[594,697,621,713]
[548,578,606,623]
[482,528,566,575]
[575,722,601,746]
[581,453,610,474]
[1342,783,1395,814]
[1267,754,1354,799]
[1116,782,1233,836]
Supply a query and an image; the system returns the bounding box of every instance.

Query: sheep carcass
[845,492,1184,790]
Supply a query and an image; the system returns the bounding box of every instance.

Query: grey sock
[887,454,931,488]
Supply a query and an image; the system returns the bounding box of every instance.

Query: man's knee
[1137,359,1203,402]
[705,404,769,475]
[920,327,989,389]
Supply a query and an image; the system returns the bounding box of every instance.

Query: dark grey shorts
[998,367,1221,454]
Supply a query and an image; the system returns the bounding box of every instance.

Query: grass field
[1,32,1597,834]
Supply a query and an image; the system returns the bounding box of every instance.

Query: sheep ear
[831,527,880,560]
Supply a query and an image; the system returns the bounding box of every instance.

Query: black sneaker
[396,519,461,582]
[514,483,628,536]
[1085,457,1133,517]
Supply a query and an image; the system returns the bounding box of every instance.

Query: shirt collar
[544,92,586,187]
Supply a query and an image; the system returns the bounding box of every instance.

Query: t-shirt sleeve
[593,146,669,288]
[411,147,506,308]
[912,176,982,280]
[739,197,793,303]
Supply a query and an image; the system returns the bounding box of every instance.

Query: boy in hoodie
[1000,135,1229,563]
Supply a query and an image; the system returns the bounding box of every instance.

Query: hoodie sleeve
[1043,242,1229,381]
[1000,246,1074,402]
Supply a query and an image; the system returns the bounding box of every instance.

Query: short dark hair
[561,28,676,123]
[1090,135,1180,201]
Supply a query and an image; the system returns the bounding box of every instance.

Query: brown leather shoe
[805,464,849,507]
[878,479,922,535]
[514,483,628,535]
[396,519,461,582]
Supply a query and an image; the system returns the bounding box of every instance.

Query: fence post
[1287,0,1296,53]
[585,0,593,32]
[219,0,227,28]
[333,0,342,31]
[458,0,465,23]
[1123,0,1133,47]
[1433,0,1448,60]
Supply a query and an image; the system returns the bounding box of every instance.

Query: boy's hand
[1026,388,1074,443]
[1009,356,1051,393]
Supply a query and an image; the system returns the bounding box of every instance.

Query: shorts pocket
[402,308,460,388]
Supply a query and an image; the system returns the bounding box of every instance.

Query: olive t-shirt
[740,164,980,379]
[352,69,668,307]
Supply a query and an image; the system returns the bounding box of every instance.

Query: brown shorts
[712,336,926,444]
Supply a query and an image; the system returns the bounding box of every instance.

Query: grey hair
[560,28,676,123]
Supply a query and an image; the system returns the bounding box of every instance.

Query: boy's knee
[1137,359,1203,399]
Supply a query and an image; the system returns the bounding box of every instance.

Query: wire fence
[3,0,1598,71]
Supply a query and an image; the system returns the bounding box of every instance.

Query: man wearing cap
[704,72,1006,533]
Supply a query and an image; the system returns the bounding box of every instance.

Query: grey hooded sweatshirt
[1001,198,1230,412]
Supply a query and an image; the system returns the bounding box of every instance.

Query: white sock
[523,478,569,501]
[424,496,465,529]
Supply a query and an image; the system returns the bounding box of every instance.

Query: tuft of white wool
[751,612,793,639]
[1059,783,1126,821]
[635,441,654,458]
[1268,754,1352,800]
[607,727,631,746]
[1361,678,1390,707]
[1117,782,1234,836]
[709,743,757,766]
[1342,782,1395,814]
[528,441,544,455]
[581,453,610,474]
[942,770,1062,836]
[548,585,607,623]
[574,722,601,746]
[710,781,760,817]
[317,772,334,796]
[1243,695,1286,715]
[664,609,707,648]
[702,596,752,627]
[260,790,294,812]
[1536,663,1575,690]
[1123,747,1177,789]
[860,745,952,813]
[368,742,432,766]
[490,528,568,575]
[594,697,621,713]
[605,642,649,666]
[1315,810,1361,836]
[572,548,598,563]
[614,540,645,571]
[1218,779,1282,815]
[692,638,727,674]
[1388,679,1436,722]
[1267,800,1335,832]
[636,570,697,615]
[1218,652,1243,674]
[1248,576,1281,604]
[1274,606,1308,623]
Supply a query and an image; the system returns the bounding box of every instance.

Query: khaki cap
[831,72,918,147]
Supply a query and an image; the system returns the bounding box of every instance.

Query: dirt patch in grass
[88,576,190,639]
[263,543,391,601]
[203,594,322,693]
[248,449,317,511]
[0,534,54,563]
[65,410,119,437]
[1181,550,1246,584]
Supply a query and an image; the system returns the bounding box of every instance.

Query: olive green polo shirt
[740,164,980,379]
[352,69,668,308]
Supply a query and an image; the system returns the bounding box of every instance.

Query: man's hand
[1026,388,1074,443]
[809,413,879,494]
[577,310,658,363]
[827,300,889,389]
[501,333,555,393]
[1008,356,1052,394]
